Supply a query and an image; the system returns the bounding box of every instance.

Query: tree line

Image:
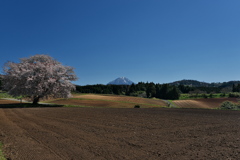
[76,82,180,100]
[232,84,240,92]
[76,82,240,100]
[0,77,2,90]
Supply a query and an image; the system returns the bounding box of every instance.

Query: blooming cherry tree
[2,54,78,104]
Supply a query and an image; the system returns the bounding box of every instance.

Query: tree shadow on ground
[0,103,64,108]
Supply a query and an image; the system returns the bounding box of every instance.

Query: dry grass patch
[48,94,167,108]
[173,98,239,109]
[0,99,21,104]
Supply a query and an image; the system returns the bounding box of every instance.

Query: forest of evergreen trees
[232,84,240,92]
[76,82,180,99]
[76,81,240,100]
[75,82,226,100]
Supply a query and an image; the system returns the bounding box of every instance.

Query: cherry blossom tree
[2,54,78,104]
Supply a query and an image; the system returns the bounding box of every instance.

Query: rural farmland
[46,94,240,109]
[0,96,240,159]
[1,0,240,159]
[0,103,240,159]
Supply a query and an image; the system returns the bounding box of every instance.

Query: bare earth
[1,106,240,159]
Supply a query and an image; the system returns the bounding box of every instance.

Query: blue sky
[0,0,240,85]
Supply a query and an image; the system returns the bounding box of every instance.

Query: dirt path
[0,107,240,159]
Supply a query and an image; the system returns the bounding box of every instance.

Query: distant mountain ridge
[107,78,239,87]
[169,79,240,88]
[107,77,134,85]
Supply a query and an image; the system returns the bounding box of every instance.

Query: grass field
[179,93,227,100]
[173,97,239,109]
[46,94,167,108]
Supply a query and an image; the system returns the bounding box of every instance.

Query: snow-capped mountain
[107,77,134,85]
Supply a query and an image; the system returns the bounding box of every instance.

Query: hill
[47,94,167,108]
[173,98,238,109]
[169,79,240,88]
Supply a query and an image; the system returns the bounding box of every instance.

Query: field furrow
[0,106,240,159]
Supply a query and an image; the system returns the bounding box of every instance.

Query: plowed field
[1,102,240,159]
[173,98,239,109]
[48,94,167,108]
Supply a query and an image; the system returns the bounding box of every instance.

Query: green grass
[0,91,25,100]
[0,91,13,99]
[179,93,227,100]
[0,142,6,160]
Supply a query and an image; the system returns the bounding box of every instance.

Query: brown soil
[0,99,21,104]
[173,98,239,109]
[0,103,240,159]
[49,94,167,108]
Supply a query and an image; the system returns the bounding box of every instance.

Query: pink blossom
[2,54,78,104]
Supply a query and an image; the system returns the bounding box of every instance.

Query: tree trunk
[33,96,40,105]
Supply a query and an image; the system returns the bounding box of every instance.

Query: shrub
[220,101,237,110]
[235,103,240,110]
[134,105,140,108]
[209,93,213,98]
[220,93,226,97]
[228,92,240,98]
[202,94,208,98]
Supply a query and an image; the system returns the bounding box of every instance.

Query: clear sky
[0,0,240,85]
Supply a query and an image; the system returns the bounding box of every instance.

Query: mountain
[107,77,134,85]
[169,79,240,88]
[169,80,210,87]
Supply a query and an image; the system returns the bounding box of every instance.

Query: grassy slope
[44,94,167,108]
[47,98,165,108]
[172,97,239,109]
[179,93,227,100]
